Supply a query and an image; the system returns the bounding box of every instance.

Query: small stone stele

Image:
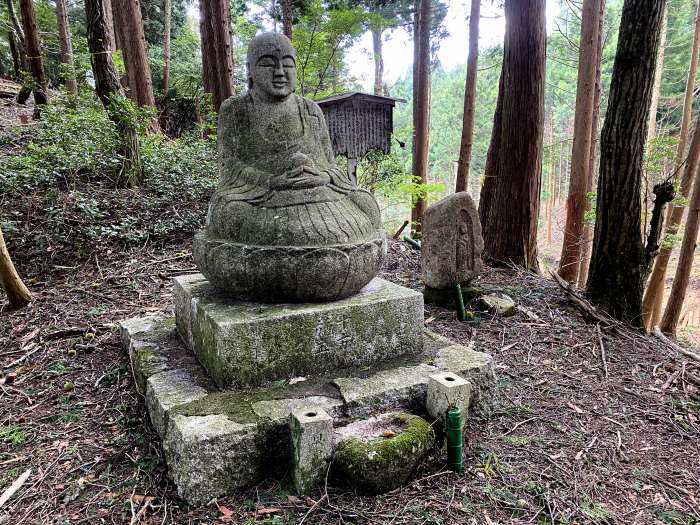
[290,407,333,494]
[422,193,484,290]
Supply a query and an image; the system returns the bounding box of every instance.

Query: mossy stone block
[174,275,424,389]
[333,413,435,494]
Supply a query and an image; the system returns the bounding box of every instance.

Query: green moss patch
[333,412,435,494]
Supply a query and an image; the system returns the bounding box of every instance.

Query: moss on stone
[333,413,435,494]
[169,390,278,424]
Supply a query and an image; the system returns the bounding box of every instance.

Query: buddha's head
[247,32,297,101]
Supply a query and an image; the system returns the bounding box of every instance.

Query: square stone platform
[120,311,497,505]
[174,274,424,388]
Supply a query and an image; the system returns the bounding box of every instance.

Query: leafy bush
[0,94,217,273]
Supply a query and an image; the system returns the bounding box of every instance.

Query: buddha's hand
[271,166,330,190]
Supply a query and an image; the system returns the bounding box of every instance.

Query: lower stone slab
[174,274,424,389]
[119,313,496,505]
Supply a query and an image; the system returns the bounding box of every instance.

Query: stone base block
[290,407,333,494]
[174,274,424,389]
[119,313,496,505]
[426,372,472,428]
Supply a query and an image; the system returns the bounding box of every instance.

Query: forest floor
[1,99,699,524]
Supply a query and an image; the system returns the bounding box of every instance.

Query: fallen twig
[653,328,700,363]
[595,324,609,379]
[0,468,31,508]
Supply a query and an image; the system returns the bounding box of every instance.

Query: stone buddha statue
[193,32,386,302]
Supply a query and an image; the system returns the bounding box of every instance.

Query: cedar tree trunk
[577,0,605,288]
[85,0,143,187]
[455,0,480,194]
[112,0,157,110]
[642,0,700,330]
[478,0,545,271]
[660,150,700,335]
[19,0,48,108]
[282,0,293,39]
[586,0,667,325]
[103,0,116,50]
[163,0,171,94]
[411,0,431,235]
[0,227,31,309]
[647,7,667,141]
[558,0,602,282]
[372,26,384,96]
[199,0,234,111]
[56,0,78,95]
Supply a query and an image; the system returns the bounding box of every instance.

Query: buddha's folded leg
[345,189,382,230]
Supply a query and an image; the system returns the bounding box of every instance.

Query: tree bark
[281,0,293,39]
[660,154,700,335]
[647,7,667,141]
[8,31,21,78]
[642,0,700,330]
[558,0,602,283]
[112,0,157,109]
[0,227,31,309]
[455,0,480,194]
[372,27,384,96]
[55,0,78,95]
[103,0,116,50]
[586,0,667,325]
[411,0,431,235]
[410,7,419,231]
[85,0,143,187]
[478,0,545,271]
[163,0,171,94]
[18,0,48,109]
[199,0,234,111]
[577,0,606,289]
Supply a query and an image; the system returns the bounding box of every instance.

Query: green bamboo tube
[454,283,466,321]
[402,235,422,250]
[446,406,463,473]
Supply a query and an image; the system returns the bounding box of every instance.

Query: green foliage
[0,94,216,269]
[292,0,366,97]
[0,425,26,446]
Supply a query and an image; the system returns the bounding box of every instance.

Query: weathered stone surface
[290,407,333,494]
[426,372,472,427]
[145,369,209,436]
[334,336,495,417]
[174,275,424,388]
[478,293,516,317]
[333,412,435,494]
[163,414,260,505]
[193,32,385,302]
[121,314,497,504]
[422,193,484,290]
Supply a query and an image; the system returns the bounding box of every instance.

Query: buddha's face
[252,53,297,100]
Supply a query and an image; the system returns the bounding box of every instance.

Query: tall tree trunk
[578,0,606,288]
[199,0,234,111]
[281,0,293,39]
[478,0,545,271]
[85,0,143,187]
[411,0,431,235]
[18,0,47,109]
[410,7,419,230]
[547,113,554,245]
[8,31,21,78]
[660,152,700,335]
[647,7,667,141]
[455,0,480,194]
[642,0,700,330]
[0,227,31,309]
[558,0,603,283]
[163,0,171,94]
[372,27,384,96]
[55,0,78,95]
[103,0,116,50]
[586,0,667,325]
[112,0,157,111]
